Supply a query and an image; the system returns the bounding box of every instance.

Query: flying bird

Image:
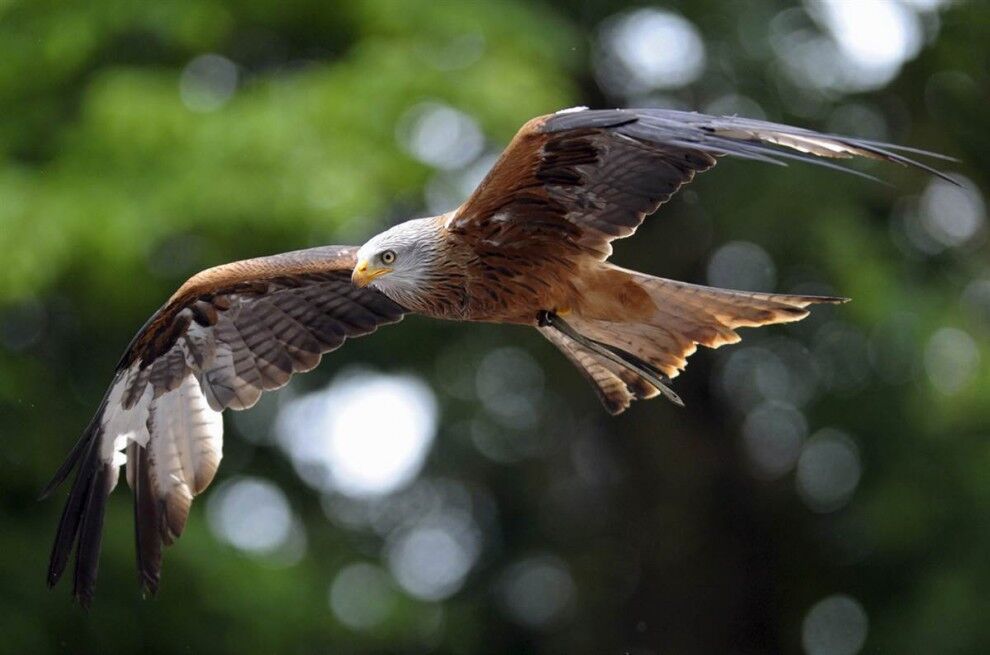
[42,107,951,606]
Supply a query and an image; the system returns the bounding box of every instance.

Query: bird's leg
[537,310,684,407]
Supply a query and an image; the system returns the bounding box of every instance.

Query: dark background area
[1,1,988,653]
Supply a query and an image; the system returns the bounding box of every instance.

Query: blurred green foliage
[1,1,988,654]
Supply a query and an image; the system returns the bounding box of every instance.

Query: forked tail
[541,267,846,414]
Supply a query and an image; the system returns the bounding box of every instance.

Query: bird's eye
[380,250,396,265]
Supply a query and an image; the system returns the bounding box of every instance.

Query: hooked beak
[351,259,391,288]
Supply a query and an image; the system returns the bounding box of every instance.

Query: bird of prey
[42,107,950,606]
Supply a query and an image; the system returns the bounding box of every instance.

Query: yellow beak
[351,259,391,288]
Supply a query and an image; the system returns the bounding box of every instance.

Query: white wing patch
[100,366,153,470]
[144,373,224,540]
[100,362,224,537]
[147,373,224,497]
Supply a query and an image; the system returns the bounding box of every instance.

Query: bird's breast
[459,254,582,325]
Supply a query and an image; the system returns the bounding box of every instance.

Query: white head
[351,217,441,299]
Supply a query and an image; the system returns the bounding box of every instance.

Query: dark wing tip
[39,417,103,502]
[71,462,114,609]
[810,295,851,305]
[45,402,116,609]
[848,137,961,163]
[46,438,99,590]
[132,444,163,598]
[546,108,958,185]
[847,140,958,186]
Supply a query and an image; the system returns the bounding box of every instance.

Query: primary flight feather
[42,107,951,605]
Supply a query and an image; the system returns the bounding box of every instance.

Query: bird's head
[352,218,439,295]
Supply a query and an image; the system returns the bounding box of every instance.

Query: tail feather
[541,325,637,414]
[588,272,845,380]
[551,268,845,413]
[641,276,843,337]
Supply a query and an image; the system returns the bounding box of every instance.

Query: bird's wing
[42,245,406,606]
[449,107,953,259]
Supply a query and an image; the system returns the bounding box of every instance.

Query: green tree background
[1,1,988,653]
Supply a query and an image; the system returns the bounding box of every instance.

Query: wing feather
[43,245,406,604]
[129,441,163,595]
[451,107,953,259]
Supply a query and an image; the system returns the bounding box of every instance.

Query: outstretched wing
[450,107,953,259]
[42,245,406,606]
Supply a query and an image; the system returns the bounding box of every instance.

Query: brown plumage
[43,107,951,605]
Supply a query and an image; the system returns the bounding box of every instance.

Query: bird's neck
[376,216,468,318]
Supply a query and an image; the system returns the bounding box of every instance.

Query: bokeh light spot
[329,562,397,630]
[704,94,766,121]
[802,594,869,655]
[924,327,980,395]
[207,477,296,556]
[742,400,808,479]
[717,346,794,412]
[180,54,238,112]
[796,429,862,513]
[425,152,499,214]
[276,371,438,497]
[813,1,921,70]
[918,176,986,250]
[595,9,706,96]
[385,513,482,601]
[397,102,484,170]
[476,347,544,430]
[496,555,576,630]
[707,241,777,292]
[805,0,923,91]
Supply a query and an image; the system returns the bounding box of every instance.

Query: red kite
[42,107,949,605]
